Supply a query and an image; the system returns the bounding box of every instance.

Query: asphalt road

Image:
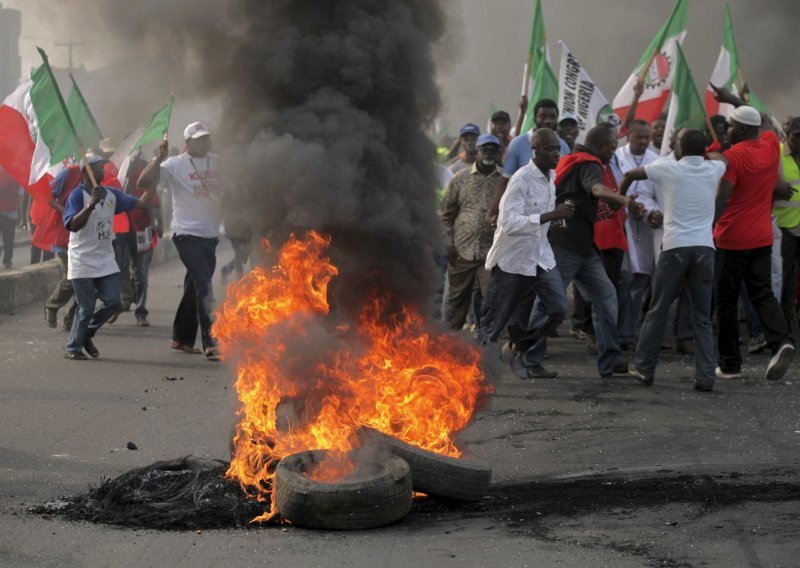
[1,254,799,568]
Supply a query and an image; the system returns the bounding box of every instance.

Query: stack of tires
[274,428,492,529]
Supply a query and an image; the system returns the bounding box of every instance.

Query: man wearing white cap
[137,122,223,360]
[711,84,795,381]
[62,153,157,360]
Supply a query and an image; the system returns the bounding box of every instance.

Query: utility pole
[54,39,84,72]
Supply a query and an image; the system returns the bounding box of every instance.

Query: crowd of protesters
[439,84,798,391]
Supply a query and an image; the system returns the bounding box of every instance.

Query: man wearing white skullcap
[711,84,795,382]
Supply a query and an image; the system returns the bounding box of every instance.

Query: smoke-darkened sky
[438,0,799,133]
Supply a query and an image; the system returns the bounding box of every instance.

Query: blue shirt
[63,184,139,230]
[503,131,570,179]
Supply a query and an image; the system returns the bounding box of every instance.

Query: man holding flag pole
[138,121,225,361]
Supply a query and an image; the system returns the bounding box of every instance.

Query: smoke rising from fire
[49,0,447,311]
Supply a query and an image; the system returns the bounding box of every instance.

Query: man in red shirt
[713,93,795,381]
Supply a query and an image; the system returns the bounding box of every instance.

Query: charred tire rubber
[274,449,412,530]
[363,428,492,502]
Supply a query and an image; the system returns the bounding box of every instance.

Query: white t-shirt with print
[68,189,121,279]
[160,152,223,238]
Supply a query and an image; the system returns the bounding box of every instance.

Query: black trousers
[780,228,800,332]
[715,246,790,372]
[172,234,219,350]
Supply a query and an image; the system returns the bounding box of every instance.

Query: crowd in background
[437,85,799,391]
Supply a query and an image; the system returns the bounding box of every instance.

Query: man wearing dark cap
[439,134,502,330]
[62,154,157,360]
[712,85,795,381]
[448,123,480,174]
[489,110,513,157]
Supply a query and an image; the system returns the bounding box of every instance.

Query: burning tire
[361,428,492,502]
[274,449,412,530]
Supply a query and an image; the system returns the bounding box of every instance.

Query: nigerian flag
[0,47,80,203]
[661,44,706,156]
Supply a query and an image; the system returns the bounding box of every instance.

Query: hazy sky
[4,1,799,137]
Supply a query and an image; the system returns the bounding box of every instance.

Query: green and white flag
[133,96,173,151]
[519,0,557,133]
[661,44,706,156]
[66,74,103,153]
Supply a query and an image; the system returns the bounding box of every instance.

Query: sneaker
[747,334,768,354]
[525,364,558,379]
[83,337,100,358]
[64,351,87,360]
[45,304,57,328]
[676,339,694,355]
[107,311,119,324]
[628,363,654,386]
[694,381,714,392]
[569,327,587,340]
[766,341,795,381]
[500,340,518,361]
[136,317,150,327]
[715,367,742,379]
[601,360,630,379]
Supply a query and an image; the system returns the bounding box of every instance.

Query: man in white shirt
[611,119,662,350]
[63,154,157,360]
[478,129,575,379]
[620,130,727,391]
[138,122,224,360]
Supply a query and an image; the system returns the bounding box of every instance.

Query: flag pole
[521,56,532,97]
[705,115,719,144]
[36,47,99,189]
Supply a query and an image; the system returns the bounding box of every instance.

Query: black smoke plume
[77,0,447,312]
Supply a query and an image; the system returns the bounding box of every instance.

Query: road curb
[0,237,179,313]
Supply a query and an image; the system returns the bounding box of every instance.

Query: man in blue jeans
[621,130,728,391]
[531,125,642,378]
[137,122,224,360]
[63,154,157,360]
[478,129,575,379]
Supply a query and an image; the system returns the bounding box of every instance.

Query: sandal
[204,347,221,361]
[170,340,201,354]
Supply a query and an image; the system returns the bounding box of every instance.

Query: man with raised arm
[622,130,728,391]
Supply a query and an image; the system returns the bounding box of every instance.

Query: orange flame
[215,232,491,520]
